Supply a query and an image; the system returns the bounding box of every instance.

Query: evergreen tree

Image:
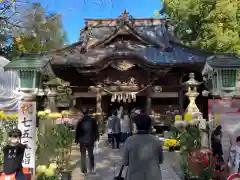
[159,0,240,54]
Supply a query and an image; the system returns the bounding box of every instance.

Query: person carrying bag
[113,165,124,180]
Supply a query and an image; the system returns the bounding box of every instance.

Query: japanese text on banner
[18,101,36,168]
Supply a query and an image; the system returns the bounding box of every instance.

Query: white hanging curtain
[0,56,20,112]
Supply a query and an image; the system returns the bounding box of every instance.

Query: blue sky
[31,0,162,44]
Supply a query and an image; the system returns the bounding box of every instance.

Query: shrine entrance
[105,95,146,116]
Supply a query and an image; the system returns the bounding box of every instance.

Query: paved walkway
[69,135,181,180]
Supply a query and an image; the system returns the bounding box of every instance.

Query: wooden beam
[73,92,107,97]
[73,92,178,98]
[151,92,178,98]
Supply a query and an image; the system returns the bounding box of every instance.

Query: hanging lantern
[111,93,117,102]
[111,96,115,102]
[119,93,123,101]
[117,95,121,102]
[133,96,136,102]
[111,93,115,102]
[123,93,126,103]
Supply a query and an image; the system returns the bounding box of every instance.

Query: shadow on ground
[70,136,125,180]
[69,135,182,180]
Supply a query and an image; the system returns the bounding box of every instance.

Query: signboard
[18,101,36,168]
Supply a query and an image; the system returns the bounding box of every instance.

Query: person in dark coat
[75,108,99,175]
[211,125,224,171]
[123,113,163,180]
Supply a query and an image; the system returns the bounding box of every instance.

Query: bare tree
[0,0,30,47]
[0,0,114,50]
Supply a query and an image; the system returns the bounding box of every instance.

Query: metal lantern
[19,71,41,89]
[4,54,51,92]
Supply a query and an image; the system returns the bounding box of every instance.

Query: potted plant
[53,123,74,180]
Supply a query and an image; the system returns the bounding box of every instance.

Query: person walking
[107,114,113,145]
[122,113,163,180]
[75,108,99,176]
[111,110,121,149]
[211,125,224,171]
[120,110,131,143]
[129,108,141,134]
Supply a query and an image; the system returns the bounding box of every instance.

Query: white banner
[18,101,36,168]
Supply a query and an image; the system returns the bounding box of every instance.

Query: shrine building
[5,10,213,119]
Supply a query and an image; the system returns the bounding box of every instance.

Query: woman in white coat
[121,110,131,143]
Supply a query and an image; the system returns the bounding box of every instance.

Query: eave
[4,54,50,72]
[87,23,165,49]
[206,54,240,69]
[201,62,213,76]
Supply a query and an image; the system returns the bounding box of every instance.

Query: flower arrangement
[36,163,58,180]
[187,148,218,180]
[0,127,4,169]
[174,113,203,179]
[164,139,178,147]
[174,113,201,128]
[37,109,62,119]
[164,139,180,151]
[0,111,18,120]
[55,117,75,125]
[37,109,74,121]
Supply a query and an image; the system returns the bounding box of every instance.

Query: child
[2,129,27,180]
[228,136,240,174]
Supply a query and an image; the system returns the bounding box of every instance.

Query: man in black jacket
[75,108,99,175]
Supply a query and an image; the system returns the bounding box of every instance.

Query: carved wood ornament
[89,76,160,103]
[110,60,135,71]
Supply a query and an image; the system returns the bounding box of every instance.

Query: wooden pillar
[146,87,152,115]
[96,88,102,114]
[179,73,184,115]
[96,87,104,134]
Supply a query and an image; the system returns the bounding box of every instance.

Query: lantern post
[4,54,51,177]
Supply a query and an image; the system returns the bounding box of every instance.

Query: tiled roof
[207,54,240,68]
[4,54,50,71]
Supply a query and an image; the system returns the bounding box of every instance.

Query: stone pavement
[69,135,181,180]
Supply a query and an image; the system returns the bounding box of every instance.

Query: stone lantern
[43,78,61,112]
[183,73,208,147]
[183,73,202,119]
